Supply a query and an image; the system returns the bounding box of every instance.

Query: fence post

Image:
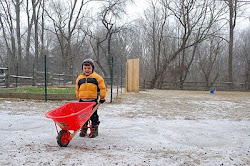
[120,63,123,93]
[110,57,114,103]
[16,63,18,87]
[116,71,119,99]
[32,64,35,86]
[59,72,61,85]
[5,68,9,88]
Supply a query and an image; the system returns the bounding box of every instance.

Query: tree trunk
[15,0,22,72]
[25,0,35,72]
[107,33,112,75]
[32,0,39,85]
[95,39,107,77]
[228,0,235,89]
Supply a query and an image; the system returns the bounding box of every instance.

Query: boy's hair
[82,58,95,71]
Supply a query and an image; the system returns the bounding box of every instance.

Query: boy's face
[83,64,92,75]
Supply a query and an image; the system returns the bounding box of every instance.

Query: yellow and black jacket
[75,72,106,100]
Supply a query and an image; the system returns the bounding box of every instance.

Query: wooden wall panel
[126,58,140,92]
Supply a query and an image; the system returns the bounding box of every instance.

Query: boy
[75,58,106,138]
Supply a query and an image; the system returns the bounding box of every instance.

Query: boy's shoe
[90,125,98,138]
[79,129,87,137]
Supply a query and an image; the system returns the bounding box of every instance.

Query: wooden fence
[0,67,249,91]
[0,70,76,88]
[140,81,250,91]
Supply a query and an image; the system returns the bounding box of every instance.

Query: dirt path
[0,90,249,165]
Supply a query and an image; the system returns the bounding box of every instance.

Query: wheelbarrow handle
[69,103,101,139]
[90,103,101,116]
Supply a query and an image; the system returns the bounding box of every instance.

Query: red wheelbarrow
[45,102,100,147]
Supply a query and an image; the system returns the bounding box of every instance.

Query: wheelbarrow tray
[45,102,96,131]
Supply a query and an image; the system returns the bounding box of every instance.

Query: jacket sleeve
[98,77,106,100]
[75,77,80,100]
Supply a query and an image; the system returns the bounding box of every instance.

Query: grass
[0,87,75,94]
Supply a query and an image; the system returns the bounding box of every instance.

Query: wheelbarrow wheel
[57,130,71,147]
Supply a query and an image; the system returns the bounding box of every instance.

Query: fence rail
[140,81,250,91]
[0,67,249,91]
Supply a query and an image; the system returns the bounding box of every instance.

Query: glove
[99,99,105,104]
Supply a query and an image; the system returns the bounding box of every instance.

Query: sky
[126,0,250,31]
[235,3,250,31]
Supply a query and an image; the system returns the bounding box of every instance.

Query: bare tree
[24,0,35,69]
[235,29,250,90]
[13,0,23,71]
[0,0,17,75]
[198,38,222,89]
[45,0,93,81]
[142,0,226,88]
[222,0,250,87]
[40,0,45,66]
[98,0,129,76]
[31,0,41,85]
[222,0,238,87]
[89,28,109,77]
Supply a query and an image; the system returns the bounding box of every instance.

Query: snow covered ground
[0,90,249,165]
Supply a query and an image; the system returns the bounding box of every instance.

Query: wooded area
[0,0,249,90]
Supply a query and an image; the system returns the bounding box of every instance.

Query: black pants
[79,99,100,126]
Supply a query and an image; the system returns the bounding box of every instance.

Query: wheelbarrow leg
[81,103,101,138]
[79,120,89,137]
[71,129,80,138]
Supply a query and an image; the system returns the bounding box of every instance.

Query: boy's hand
[99,99,105,104]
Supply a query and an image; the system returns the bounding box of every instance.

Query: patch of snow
[0,90,249,165]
